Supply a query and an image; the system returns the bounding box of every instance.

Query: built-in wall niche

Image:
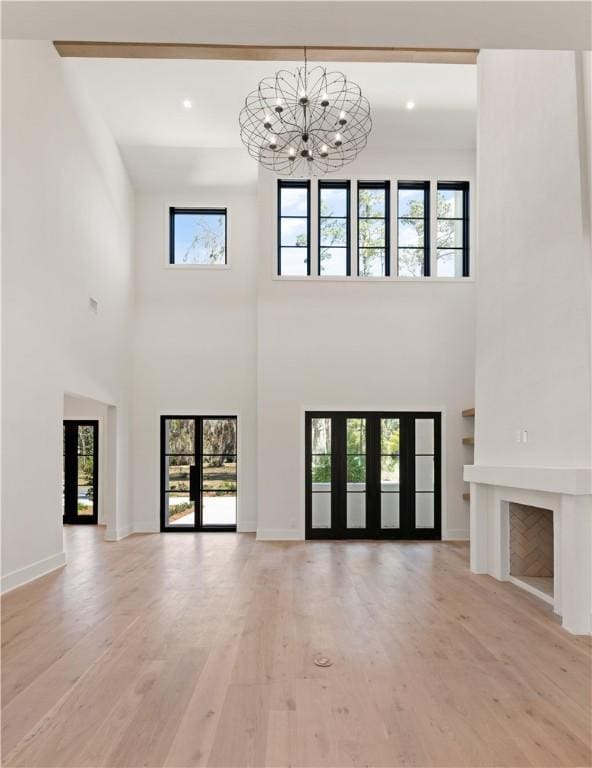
[509,502,554,600]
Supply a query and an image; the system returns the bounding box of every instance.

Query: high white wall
[131,169,258,532]
[1,41,134,591]
[257,148,477,540]
[475,50,591,470]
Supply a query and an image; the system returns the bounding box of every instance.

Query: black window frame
[63,420,99,525]
[357,181,390,277]
[436,181,470,277]
[169,207,228,266]
[277,180,311,276]
[318,180,351,277]
[160,415,238,532]
[397,181,431,277]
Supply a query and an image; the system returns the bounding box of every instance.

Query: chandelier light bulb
[239,64,372,175]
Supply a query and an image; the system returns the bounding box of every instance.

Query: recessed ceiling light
[183,99,192,109]
[405,100,415,110]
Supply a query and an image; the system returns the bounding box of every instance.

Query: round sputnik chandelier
[239,49,372,176]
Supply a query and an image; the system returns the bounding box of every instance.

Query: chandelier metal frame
[239,49,372,176]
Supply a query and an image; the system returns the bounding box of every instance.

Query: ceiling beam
[53,41,478,65]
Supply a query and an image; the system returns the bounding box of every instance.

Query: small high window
[397,182,430,276]
[358,181,390,276]
[319,181,350,276]
[278,180,310,276]
[169,207,227,265]
[437,182,470,277]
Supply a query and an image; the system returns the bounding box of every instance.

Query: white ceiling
[65,58,477,188]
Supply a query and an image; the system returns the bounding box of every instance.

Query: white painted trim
[133,520,160,534]
[464,464,592,495]
[237,521,257,533]
[104,526,133,541]
[443,528,469,541]
[1,551,66,594]
[272,276,475,284]
[256,529,303,541]
[508,575,554,606]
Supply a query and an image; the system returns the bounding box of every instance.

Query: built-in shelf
[462,436,474,446]
[462,492,470,502]
[462,407,475,418]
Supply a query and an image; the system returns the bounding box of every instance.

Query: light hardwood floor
[2,527,591,767]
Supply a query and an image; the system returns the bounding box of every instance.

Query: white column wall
[1,41,135,591]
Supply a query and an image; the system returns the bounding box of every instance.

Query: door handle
[189,465,198,501]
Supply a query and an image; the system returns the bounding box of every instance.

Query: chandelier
[239,49,372,176]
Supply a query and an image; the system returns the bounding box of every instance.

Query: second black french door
[305,412,441,539]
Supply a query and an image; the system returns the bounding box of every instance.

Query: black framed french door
[305,411,441,540]
[63,420,99,525]
[160,415,237,532]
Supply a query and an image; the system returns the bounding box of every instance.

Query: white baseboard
[256,528,304,541]
[508,575,554,606]
[133,520,160,534]
[237,520,257,533]
[1,551,67,594]
[443,528,470,541]
[104,526,133,541]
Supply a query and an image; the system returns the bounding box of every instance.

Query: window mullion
[429,179,437,278]
[310,179,318,276]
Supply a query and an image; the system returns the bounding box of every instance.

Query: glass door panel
[380,418,400,529]
[310,418,332,529]
[202,418,237,527]
[162,419,196,527]
[415,418,435,529]
[63,420,98,525]
[346,418,366,529]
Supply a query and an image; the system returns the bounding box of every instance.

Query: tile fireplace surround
[464,465,592,635]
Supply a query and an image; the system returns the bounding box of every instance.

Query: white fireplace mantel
[464,463,592,636]
[464,464,592,495]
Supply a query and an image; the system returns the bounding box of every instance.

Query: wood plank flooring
[2,526,591,767]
